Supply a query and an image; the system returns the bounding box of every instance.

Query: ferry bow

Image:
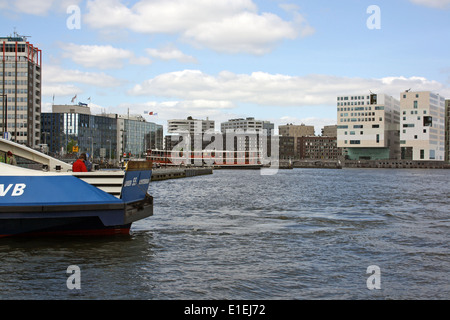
[0,161,153,237]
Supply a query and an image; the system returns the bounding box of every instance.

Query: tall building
[337,93,400,160]
[446,100,450,163]
[1,35,42,147]
[400,91,446,161]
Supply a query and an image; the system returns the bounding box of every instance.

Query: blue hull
[0,161,153,238]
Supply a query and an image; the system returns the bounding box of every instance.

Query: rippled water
[0,168,449,300]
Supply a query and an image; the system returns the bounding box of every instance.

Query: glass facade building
[42,107,163,163]
[41,112,117,161]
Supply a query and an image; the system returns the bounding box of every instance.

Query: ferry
[0,160,153,238]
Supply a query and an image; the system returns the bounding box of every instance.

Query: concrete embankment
[342,160,450,169]
[292,160,342,169]
[151,167,213,181]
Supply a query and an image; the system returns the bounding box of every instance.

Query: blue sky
[1,0,449,134]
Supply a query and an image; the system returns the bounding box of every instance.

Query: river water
[0,168,449,300]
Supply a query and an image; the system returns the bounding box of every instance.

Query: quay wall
[151,167,213,181]
[290,159,450,169]
[342,160,450,169]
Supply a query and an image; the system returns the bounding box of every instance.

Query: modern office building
[116,114,163,159]
[337,93,401,160]
[42,105,162,162]
[446,100,450,163]
[42,105,117,160]
[400,91,446,161]
[1,35,42,147]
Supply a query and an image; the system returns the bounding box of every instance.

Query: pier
[151,167,213,181]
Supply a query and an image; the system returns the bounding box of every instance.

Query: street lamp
[106,139,112,165]
[1,94,7,138]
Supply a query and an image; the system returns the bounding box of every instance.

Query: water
[0,168,449,300]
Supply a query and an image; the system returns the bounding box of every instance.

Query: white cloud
[129,70,450,107]
[61,43,151,69]
[146,45,197,63]
[42,65,124,97]
[409,0,450,9]
[1,0,82,15]
[84,0,313,54]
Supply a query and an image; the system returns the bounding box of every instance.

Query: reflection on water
[0,168,449,299]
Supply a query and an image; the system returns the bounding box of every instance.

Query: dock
[151,167,213,181]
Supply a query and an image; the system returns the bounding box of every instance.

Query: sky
[1,0,450,134]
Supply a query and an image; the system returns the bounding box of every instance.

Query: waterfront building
[42,106,117,161]
[297,136,342,160]
[41,105,162,162]
[166,116,215,151]
[337,93,401,160]
[221,117,273,135]
[321,125,337,137]
[1,35,42,147]
[400,91,446,161]
[279,136,295,160]
[278,123,315,155]
[445,100,450,163]
[220,117,274,154]
[115,114,163,160]
[168,116,214,135]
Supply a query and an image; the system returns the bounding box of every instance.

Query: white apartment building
[400,91,446,161]
[337,93,401,160]
[1,35,42,147]
[221,117,273,135]
[220,117,274,152]
[168,116,214,135]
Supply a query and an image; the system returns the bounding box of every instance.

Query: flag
[149,112,158,115]
[71,94,77,103]
[88,97,91,101]
[144,111,149,114]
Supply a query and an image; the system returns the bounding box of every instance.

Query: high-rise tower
[1,34,42,147]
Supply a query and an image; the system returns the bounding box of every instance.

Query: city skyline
[1,0,449,135]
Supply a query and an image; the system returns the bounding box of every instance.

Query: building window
[420,149,424,159]
[376,134,380,143]
[414,101,418,109]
